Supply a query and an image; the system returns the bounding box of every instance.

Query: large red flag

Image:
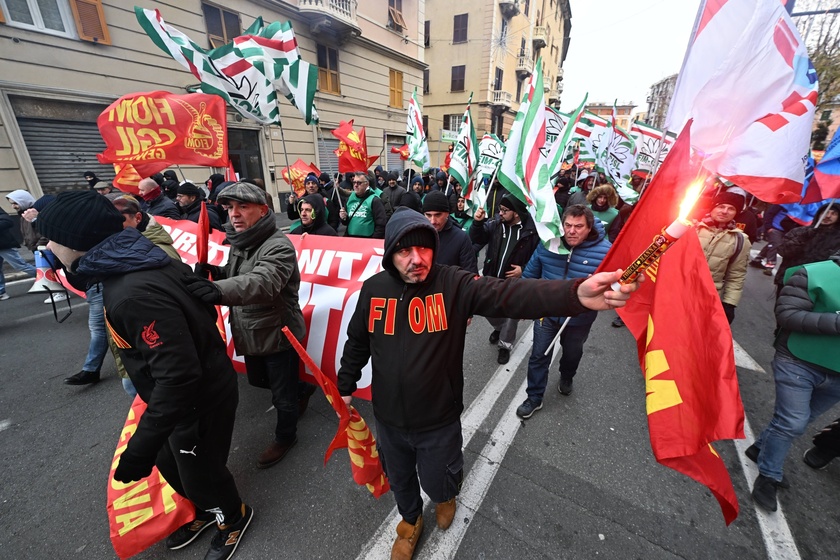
[598,123,745,525]
[331,120,379,173]
[281,159,320,196]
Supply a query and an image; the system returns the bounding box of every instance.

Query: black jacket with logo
[76,228,237,473]
[337,209,587,432]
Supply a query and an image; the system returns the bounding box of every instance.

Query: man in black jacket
[422,191,477,273]
[138,177,180,220]
[470,193,539,363]
[176,182,222,230]
[38,190,253,560]
[337,208,640,560]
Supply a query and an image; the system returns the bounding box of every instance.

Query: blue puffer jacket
[522,220,611,325]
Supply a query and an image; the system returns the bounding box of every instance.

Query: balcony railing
[516,54,533,77]
[543,76,552,93]
[298,0,359,33]
[491,90,513,107]
[532,26,547,49]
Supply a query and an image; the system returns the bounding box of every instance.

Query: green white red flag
[406,88,431,171]
[630,120,676,173]
[595,102,639,204]
[497,56,565,253]
[545,93,588,181]
[574,112,609,163]
[597,122,744,525]
[447,92,479,195]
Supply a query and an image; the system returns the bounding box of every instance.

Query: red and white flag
[666,0,818,203]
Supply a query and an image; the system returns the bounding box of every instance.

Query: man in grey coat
[183,182,309,469]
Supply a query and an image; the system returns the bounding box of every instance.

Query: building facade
[585,102,636,131]
[645,73,677,130]
[0,0,425,209]
[422,0,571,167]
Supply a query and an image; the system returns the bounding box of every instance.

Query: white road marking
[0,419,12,432]
[356,330,534,560]
[10,303,88,325]
[733,339,765,373]
[734,420,801,560]
[417,376,528,559]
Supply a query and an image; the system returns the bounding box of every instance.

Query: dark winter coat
[144,192,180,220]
[337,209,589,432]
[470,213,539,278]
[290,194,337,236]
[179,199,222,231]
[775,213,840,288]
[0,213,20,250]
[436,217,478,273]
[76,228,238,475]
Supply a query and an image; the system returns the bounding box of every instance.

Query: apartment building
[0,0,425,209]
[422,0,571,167]
[645,73,677,130]
[585,102,637,131]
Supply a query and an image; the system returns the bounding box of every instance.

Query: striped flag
[498,56,565,253]
[545,93,587,181]
[135,8,279,124]
[574,112,609,163]
[448,93,479,195]
[595,102,639,203]
[406,89,431,171]
[630,120,676,173]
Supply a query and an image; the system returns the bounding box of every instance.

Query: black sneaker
[803,447,835,470]
[488,330,500,344]
[751,475,778,512]
[749,259,765,269]
[516,399,543,419]
[557,377,573,396]
[166,512,215,550]
[744,444,790,488]
[64,371,100,385]
[204,504,254,560]
[611,316,625,328]
[497,348,510,364]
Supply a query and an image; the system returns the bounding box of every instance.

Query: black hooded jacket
[469,209,539,278]
[290,193,337,236]
[337,208,589,432]
[76,228,238,473]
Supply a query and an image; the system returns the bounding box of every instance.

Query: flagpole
[543,317,571,358]
[277,121,294,200]
[316,127,345,210]
[175,165,187,182]
[814,198,837,228]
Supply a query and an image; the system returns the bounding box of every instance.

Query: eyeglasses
[352,181,367,185]
[498,207,512,213]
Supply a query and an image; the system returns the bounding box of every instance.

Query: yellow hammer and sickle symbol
[644,315,683,415]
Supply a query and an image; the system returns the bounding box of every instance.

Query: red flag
[225,161,237,182]
[107,397,195,559]
[598,123,745,525]
[196,202,210,265]
[331,120,379,173]
[97,91,228,179]
[281,158,320,196]
[112,164,142,195]
[441,151,452,172]
[281,327,389,497]
[390,144,410,160]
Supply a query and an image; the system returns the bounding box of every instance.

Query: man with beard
[339,172,387,239]
[176,182,222,230]
[290,193,337,236]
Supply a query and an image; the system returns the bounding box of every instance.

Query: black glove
[183,275,222,304]
[194,263,222,280]
[113,454,154,484]
[722,302,736,324]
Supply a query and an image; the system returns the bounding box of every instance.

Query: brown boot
[256,438,297,469]
[435,497,456,530]
[391,515,423,560]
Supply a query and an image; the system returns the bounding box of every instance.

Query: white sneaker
[0,293,9,301]
[44,292,69,304]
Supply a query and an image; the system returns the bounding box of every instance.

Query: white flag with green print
[595,103,639,204]
[574,112,609,163]
[497,57,566,253]
[448,93,479,194]
[406,89,432,171]
[477,133,504,183]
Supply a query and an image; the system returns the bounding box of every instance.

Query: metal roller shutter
[316,135,340,179]
[385,134,406,173]
[16,118,112,194]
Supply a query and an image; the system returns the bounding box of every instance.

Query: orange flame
[678,181,705,222]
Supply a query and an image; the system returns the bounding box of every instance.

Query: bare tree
[795,3,840,110]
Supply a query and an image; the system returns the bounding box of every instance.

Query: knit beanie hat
[177,182,201,197]
[217,182,267,205]
[712,190,745,212]
[304,173,319,185]
[422,191,451,214]
[500,193,527,216]
[37,190,125,251]
[394,227,437,252]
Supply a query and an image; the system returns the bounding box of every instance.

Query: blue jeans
[755,350,840,481]
[81,284,108,373]
[526,318,592,402]
[0,248,37,293]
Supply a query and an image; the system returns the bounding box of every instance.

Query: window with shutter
[451,65,465,92]
[389,69,403,108]
[69,0,110,44]
[201,2,240,49]
[0,0,79,39]
[317,44,341,95]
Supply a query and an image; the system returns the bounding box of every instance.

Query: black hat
[712,190,745,212]
[500,193,527,216]
[177,182,201,197]
[319,172,330,182]
[163,170,178,181]
[37,190,125,251]
[422,191,451,214]
[83,171,96,178]
[393,227,437,252]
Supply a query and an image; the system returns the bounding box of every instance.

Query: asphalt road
[1,246,838,560]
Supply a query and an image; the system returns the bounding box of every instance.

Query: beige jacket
[696,222,751,306]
